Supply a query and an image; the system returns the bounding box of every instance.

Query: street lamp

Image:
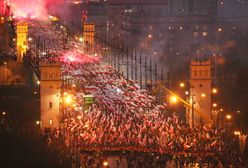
[65,95,72,104]
[213,103,218,108]
[234,131,241,136]
[212,88,218,94]
[201,93,206,98]
[226,114,232,120]
[226,114,232,133]
[103,161,109,167]
[170,95,178,104]
[179,82,185,88]
[216,28,222,46]
[4,62,6,84]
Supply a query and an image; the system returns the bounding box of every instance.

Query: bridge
[6,19,227,168]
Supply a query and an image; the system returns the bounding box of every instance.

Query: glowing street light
[234,131,241,136]
[213,103,218,108]
[79,37,83,42]
[2,112,6,115]
[226,114,232,120]
[217,28,222,32]
[201,93,206,98]
[36,121,40,125]
[212,88,218,94]
[65,95,72,104]
[37,81,40,85]
[179,82,185,88]
[103,161,109,167]
[170,96,178,104]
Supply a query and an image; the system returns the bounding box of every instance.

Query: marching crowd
[26,21,242,167]
[54,53,241,167]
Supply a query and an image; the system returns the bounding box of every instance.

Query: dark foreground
[0,86,67,168]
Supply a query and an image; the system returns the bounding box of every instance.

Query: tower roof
[191,59,211,66]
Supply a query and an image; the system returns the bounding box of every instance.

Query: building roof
[107,0,168,5]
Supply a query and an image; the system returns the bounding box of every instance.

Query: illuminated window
[49,119,53,125]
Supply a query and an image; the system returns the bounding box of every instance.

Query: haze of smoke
[9,0,48,20]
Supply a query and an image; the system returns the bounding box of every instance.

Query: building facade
[189,59,212,127]
[40,62,61,129]
[16,22,28,62]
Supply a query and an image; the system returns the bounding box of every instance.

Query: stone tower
[189,59,212,127]
[40,62,61,129]
[83,23,95,51]
[16,22,28,62]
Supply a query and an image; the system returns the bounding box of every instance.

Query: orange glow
[170,96,178,104]
[213,103,218,108]
[201,93,206,98]
[65,95,72,104]
[212,88,218,94]
[234,131,241,136]
[103,161,109,167]
[179,82,185,88]
[226,114,232,120]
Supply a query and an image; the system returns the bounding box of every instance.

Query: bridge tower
[189,59,212,127]
[16,22,28,62]
[83,23,95,51]
[39,62,61,129]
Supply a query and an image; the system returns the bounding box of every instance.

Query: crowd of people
[51,52,241,167]
[26,21,242,167]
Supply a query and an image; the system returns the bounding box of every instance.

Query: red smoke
[9,0,64,20]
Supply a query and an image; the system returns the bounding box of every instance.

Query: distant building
[98,0,218,63]
[86,1,108,34]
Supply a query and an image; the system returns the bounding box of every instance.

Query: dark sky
[218,0,248,19]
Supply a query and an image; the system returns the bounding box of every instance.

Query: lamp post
[215,28,222,46]
[4,62,6,84]
[191,95,196,128]
[226,114,232,134]
[179,81,195,127]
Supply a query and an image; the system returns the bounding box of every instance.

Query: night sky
[218,0,248,18]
